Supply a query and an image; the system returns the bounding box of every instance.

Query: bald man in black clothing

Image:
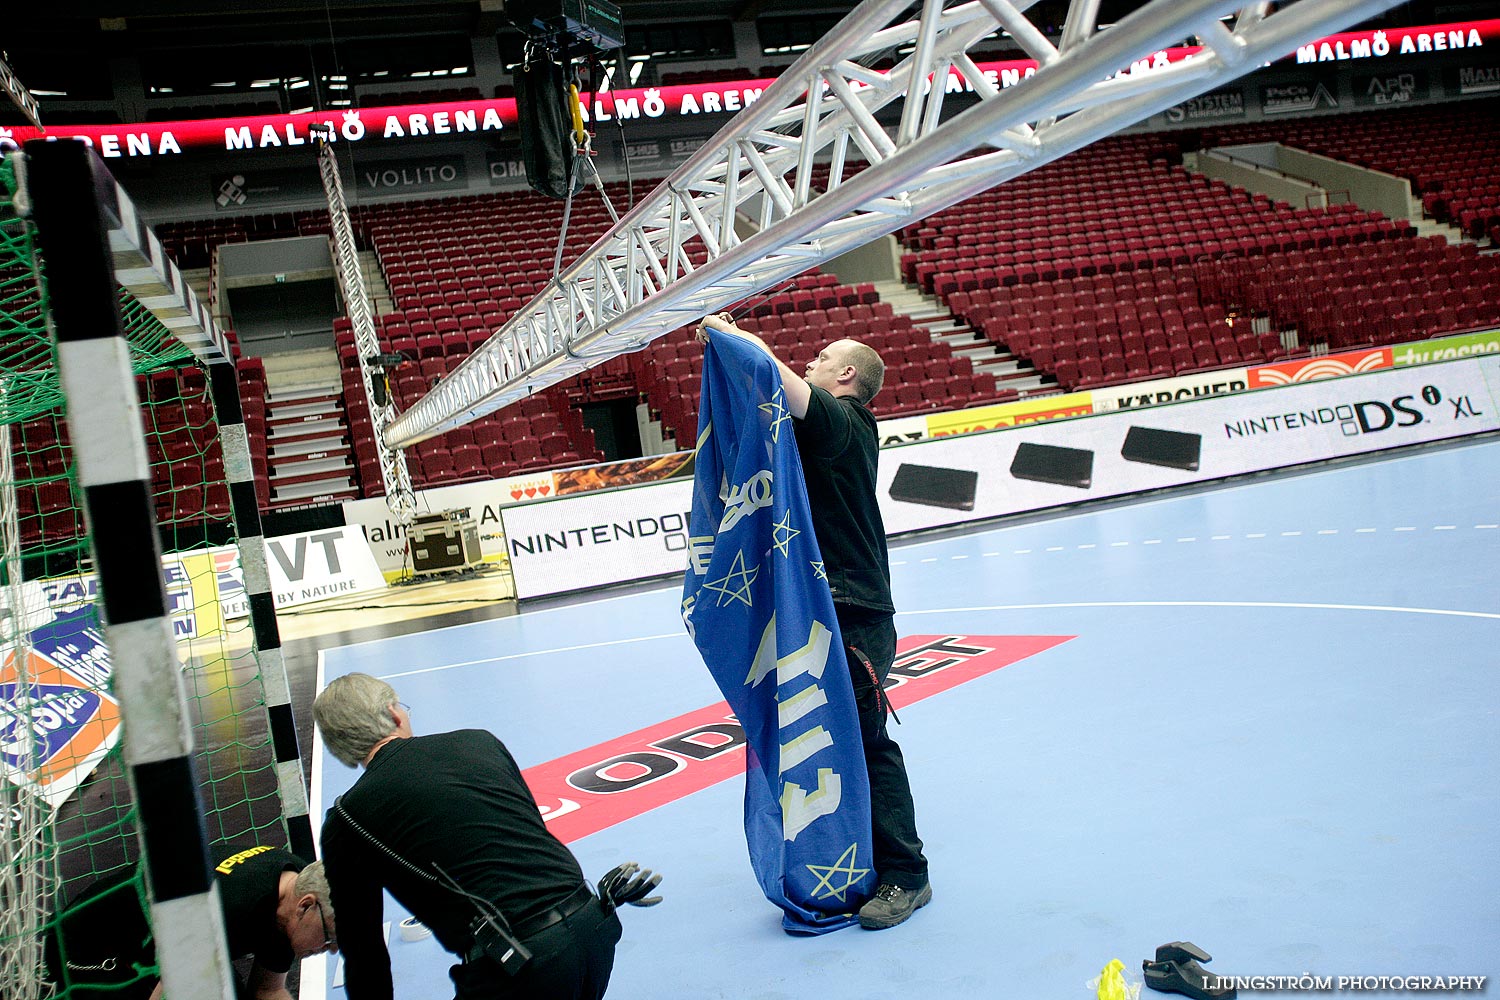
[698,315,931,930]
[314,672,640,1000]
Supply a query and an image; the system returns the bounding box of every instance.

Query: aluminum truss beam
[0,51,43,130]
[386,0,1403,449]
[314,137,415,519]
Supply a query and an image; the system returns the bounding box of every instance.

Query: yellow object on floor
[1096,959,1134,1000]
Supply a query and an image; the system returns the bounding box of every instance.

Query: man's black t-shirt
[48,844,304,998]
[212,844,305,974]
[323,729,588,1000]
[793,384,894,615]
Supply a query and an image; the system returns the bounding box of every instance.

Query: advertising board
[503,356,1499,597]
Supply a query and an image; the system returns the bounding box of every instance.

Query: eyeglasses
[312,898,336,953]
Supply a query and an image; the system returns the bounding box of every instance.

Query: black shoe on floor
[1142,942,1237,1000]
[858,882,932,929]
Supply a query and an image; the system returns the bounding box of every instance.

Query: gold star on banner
[806,843,870,903]
[772,511,800,557]
[811,560,827,581]
[704,549,758,608]
[759,387,792,443]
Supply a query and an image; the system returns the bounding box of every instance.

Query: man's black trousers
[448,898,622,999]
[838,608,929,891]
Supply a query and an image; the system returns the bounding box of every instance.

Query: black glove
[597,863,663,911]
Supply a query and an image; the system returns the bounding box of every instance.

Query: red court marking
[525,634,1072,844]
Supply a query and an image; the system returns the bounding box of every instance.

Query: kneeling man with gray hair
[313,672,660,1000]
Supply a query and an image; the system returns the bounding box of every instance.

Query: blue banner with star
[681,330,873,934]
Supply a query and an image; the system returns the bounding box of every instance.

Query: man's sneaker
[858,882,932,929]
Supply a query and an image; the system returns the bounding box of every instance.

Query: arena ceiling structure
[379,0,1416,449]
[0,0,1458,453]
[5,1,1443,121]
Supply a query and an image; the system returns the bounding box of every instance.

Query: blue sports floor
[306,436,1500,999]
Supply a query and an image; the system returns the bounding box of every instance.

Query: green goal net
[2,152,290,999]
